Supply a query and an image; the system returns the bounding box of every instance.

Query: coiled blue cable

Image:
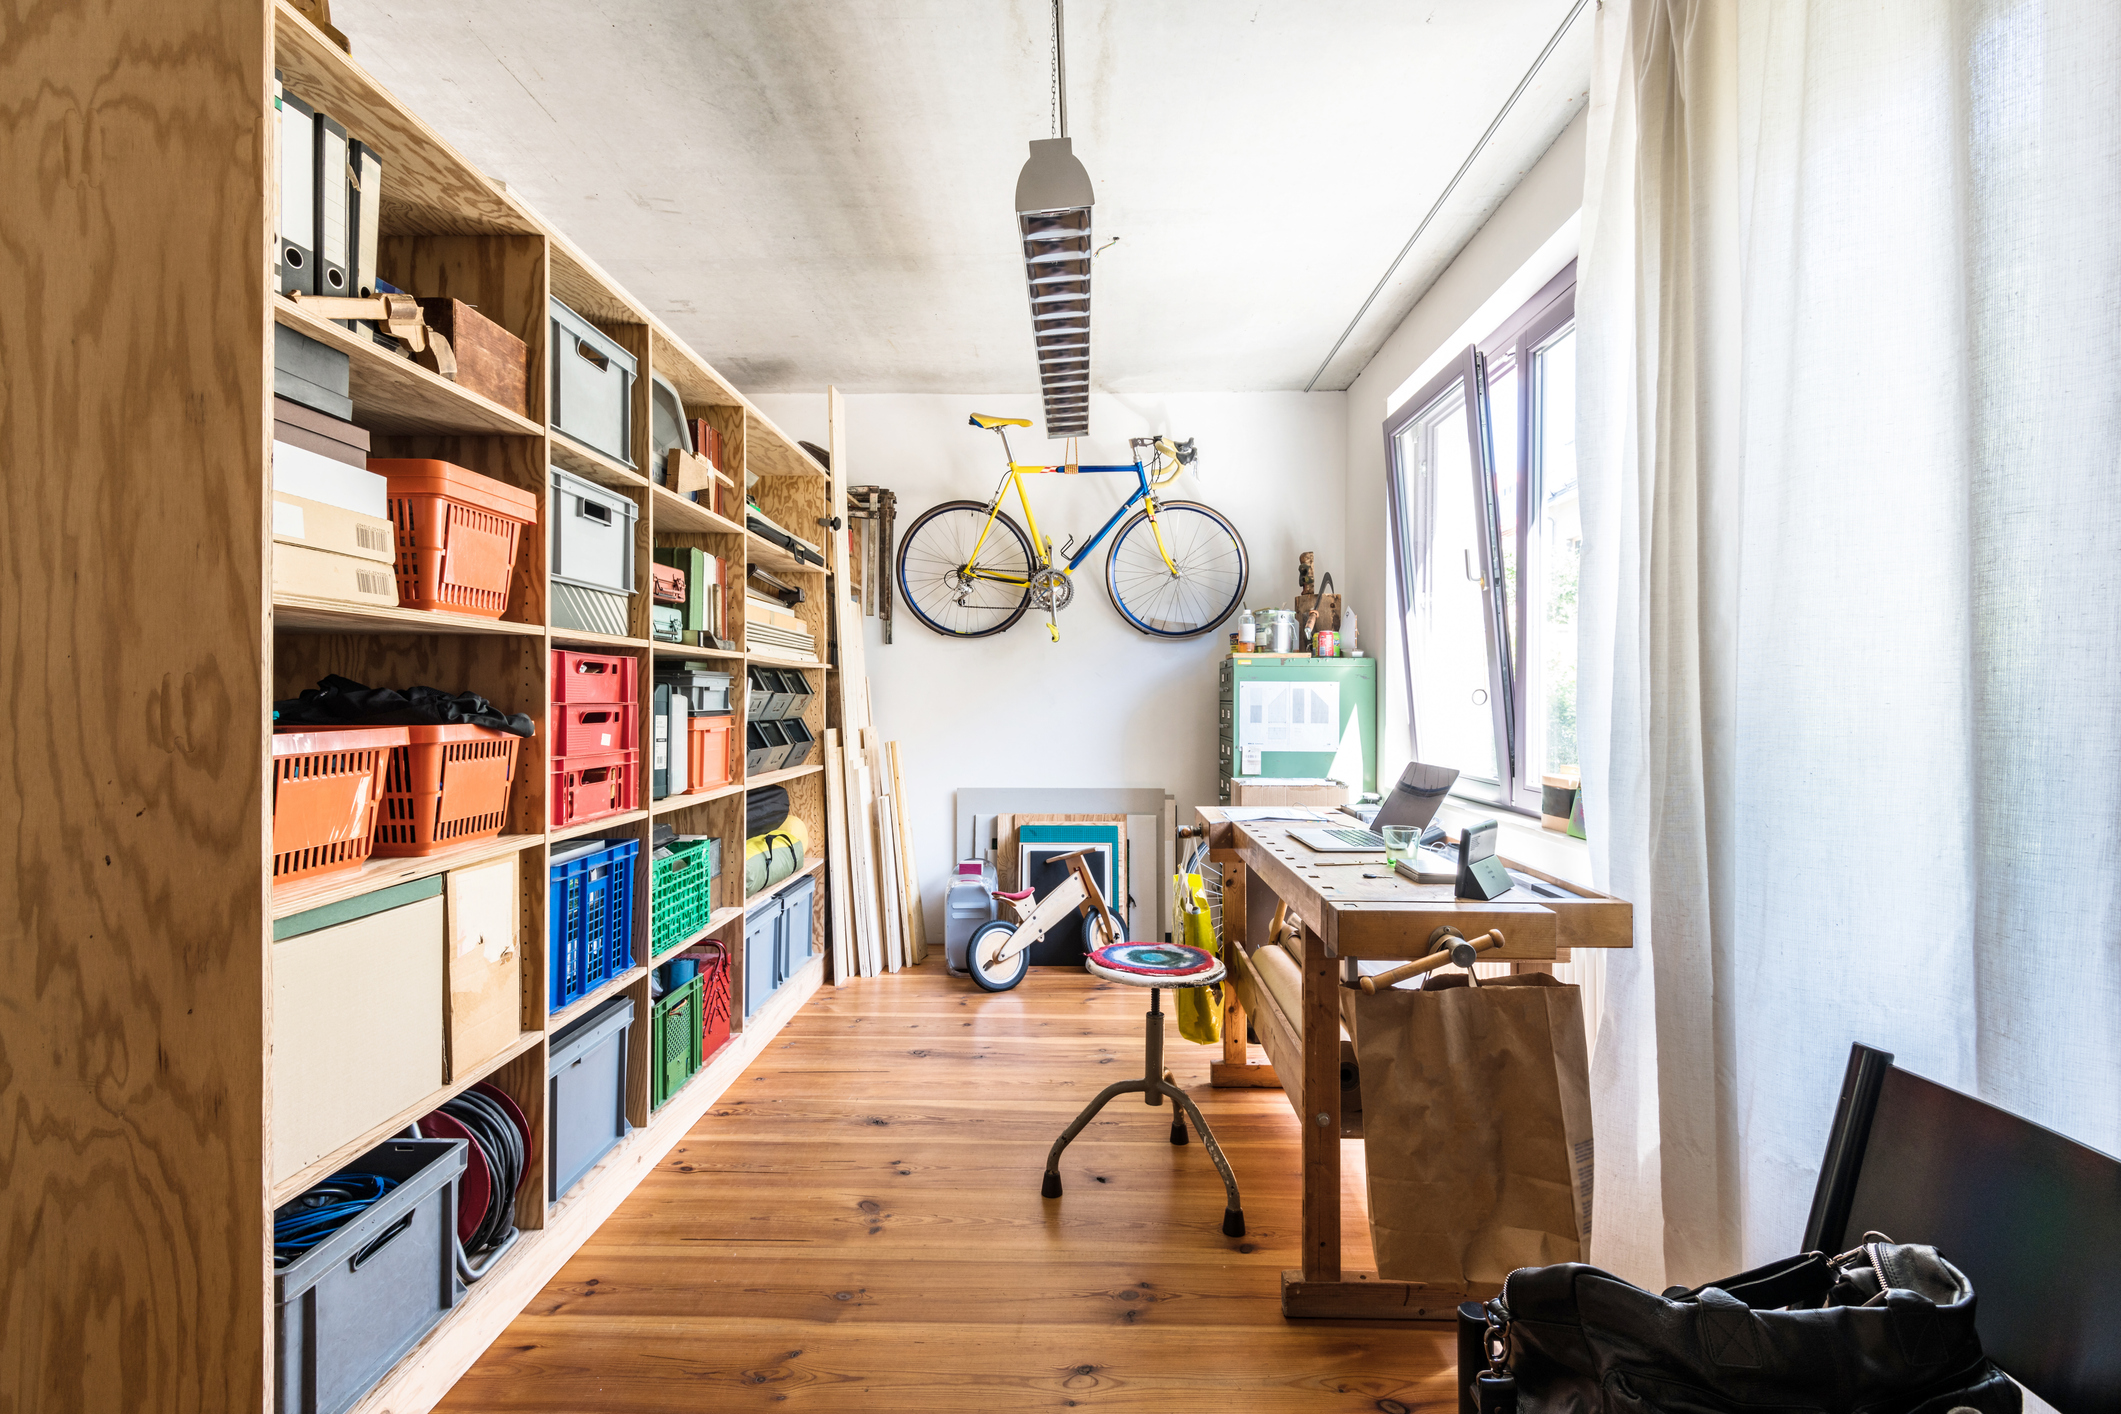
[273,1171,398,1267]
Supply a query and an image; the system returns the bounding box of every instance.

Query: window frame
[1384,262,1578,815]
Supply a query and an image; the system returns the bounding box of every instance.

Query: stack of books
[746,594,816,660]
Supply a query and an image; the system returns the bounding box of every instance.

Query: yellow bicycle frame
[958,448,1182,586]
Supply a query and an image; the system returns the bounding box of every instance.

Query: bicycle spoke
[1106,504,1247,637]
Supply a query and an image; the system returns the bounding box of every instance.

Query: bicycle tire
[1103,500,1250,639]
[896,499,1037,639]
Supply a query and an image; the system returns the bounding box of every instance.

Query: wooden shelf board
[550,809,648,844]
[743,408,829,478]
[274,297,540,437]
[745,762,825,792]
[650,641,741,662]
[550,627,650,652]
[746,653,827,671]
[743,854,827,910]
[651,781,744,813]
[547,234,649,330]
[704,904,745,934]
[645,324,745,411]
[272,596,543,638]
[745,531,828,575]
[648,905,744,967]
[548,434,650,494]
[271,833,541,920]
[549,964,647,1033]
[650,483,745,536]
[272,1029,543,1204]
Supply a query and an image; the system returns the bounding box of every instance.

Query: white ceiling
[333,0,1589,395]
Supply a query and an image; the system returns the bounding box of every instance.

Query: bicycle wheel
[896,499,1036,638]
[1104,500,1249,638]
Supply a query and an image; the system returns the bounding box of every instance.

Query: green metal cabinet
[1217,654,1378,803]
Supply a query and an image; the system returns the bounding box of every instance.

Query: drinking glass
[1381,826,1420,866]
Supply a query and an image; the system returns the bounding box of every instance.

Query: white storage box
[550,465,638,598]
[273,438,387,517]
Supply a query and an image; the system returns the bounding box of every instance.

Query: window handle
[1464,549,1486,588]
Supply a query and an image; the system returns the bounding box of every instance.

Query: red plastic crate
[553,701,637,757]
[687,716,733,792]
[373,724,522,857]
[371,458,537,619]
[552,649,635,704]
[271,727,409,881]
[550,750,639,828]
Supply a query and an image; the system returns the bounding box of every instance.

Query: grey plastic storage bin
[744,893,780,1018]
[548,996,634,1200]
[551,580,631,637]
[550,298,636,465]
[649,371,691,479]
[661,666,733,716]
[275,322,353,420]
[550,465,639,598]
[779,719,816,769]
[781,875,816,977]
[273,1137,467,1414]
[746,720,792,775]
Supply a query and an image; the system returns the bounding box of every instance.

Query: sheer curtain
[1577,0,2121,1289]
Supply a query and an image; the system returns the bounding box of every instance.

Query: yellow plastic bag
[1173,871,1221,1045]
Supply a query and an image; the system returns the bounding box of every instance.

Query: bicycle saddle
[968,414,1033,430]
[992,887,1037,901]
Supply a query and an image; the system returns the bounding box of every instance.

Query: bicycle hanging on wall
[896,414,1250,641]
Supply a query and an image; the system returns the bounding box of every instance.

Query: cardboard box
[274,542,399,607]
[272,491,394,564]
[273,437,387,516]
[1230,777,1351,807]
[445,856,523,1079]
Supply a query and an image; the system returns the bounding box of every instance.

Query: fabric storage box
[650,974,704,1109]
[549,466,639,597]
[743,893,780,1019]
[271,878,446,1183]
[662,665,733,716]
[649,836,716,958]
[271,727,408,882]
[650,682,689,799]
[552,581,632,638]
[778,719,816,769]
[551,751,639,828]
[274,542,400,610]
[370,458,537,619]
[275,321,353,420]
[445,855,522,1080]
[552,648,635,704]
[548,837,638,1010]
[549,298,636,465]
[272,492,395,565]
[688,715,734,792]
[554,702,636,758]
[745,720,792,775]
[415,297,530,417]
[372,724,520,857]
[777,670,814,720]
[273,1136,466,1414]
[548,996,634,1200]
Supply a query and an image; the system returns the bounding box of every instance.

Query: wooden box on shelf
[416,297,530,416]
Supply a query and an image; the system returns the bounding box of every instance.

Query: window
[1385,264,1577,813]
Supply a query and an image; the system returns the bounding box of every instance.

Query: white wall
[750,391,1345,941]
[1340,109,1587,790]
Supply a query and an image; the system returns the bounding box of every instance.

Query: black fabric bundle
[746,785,790,838]
[274,674,533,738]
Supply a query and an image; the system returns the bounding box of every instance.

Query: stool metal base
[1039,989,1245,1238]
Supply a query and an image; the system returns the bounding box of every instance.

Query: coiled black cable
[273,1172,398,1268]
[440,1088,522,1255]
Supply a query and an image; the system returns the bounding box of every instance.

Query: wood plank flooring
[439,963,1454,1412]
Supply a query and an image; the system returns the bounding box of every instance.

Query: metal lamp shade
[1015,137,1094,438]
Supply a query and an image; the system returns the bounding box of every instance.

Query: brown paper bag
[1349,973,1592,1290]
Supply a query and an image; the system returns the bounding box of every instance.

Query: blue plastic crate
[550,838,639,1011]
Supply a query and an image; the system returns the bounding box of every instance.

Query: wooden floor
[439,963,1454,1412]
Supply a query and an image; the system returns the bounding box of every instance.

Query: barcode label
[355,570,392,596]
[355,524,390,553]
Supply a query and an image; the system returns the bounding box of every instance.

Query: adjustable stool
[1039,941,1245,1238]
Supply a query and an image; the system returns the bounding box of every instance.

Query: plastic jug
[944,859,997,973]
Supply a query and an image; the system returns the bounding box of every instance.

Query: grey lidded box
[780,875,817,984]
[660,666,733,716]
[274,322,353,420]
[549,465,639,598]
[549,995,635,1200]
[273,1136,467,1414]
[550,297,636,465]
[744,893,782,1018]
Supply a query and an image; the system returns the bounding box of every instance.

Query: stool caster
[1041,1170,1063,1199]
[1223,1208,1246,1239]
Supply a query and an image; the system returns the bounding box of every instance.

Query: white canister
[1267,610,1297,653]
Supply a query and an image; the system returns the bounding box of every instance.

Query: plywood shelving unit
[0,4,846,1410]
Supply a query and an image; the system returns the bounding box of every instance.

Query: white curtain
[1577,0,2121,1289]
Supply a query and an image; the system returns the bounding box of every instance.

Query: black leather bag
[1479,1236,2021,1414]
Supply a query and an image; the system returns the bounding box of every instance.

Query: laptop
[1287,763,1459,852]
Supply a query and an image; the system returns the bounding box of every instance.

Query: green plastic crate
[649,836,717,957]
[650,976,704,1109]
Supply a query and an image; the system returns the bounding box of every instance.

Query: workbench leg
[1300,924,1341,1282]
[1222,863,1248,1062]
[1222,985,1247,1066]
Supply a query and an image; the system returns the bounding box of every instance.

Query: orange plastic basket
[372,458,538,618]
[373,724,523,857]
[271,727,409,881]
[687,716,733,792]
[551,750,640,828]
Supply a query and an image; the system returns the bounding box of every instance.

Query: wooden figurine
[1298,551,1315,597]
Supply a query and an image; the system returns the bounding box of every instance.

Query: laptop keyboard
[1326,828,1383,848]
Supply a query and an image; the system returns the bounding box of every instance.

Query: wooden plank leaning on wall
[0,2,273,1407]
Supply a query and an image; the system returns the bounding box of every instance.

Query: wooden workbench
[1195,805,1632,1321]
